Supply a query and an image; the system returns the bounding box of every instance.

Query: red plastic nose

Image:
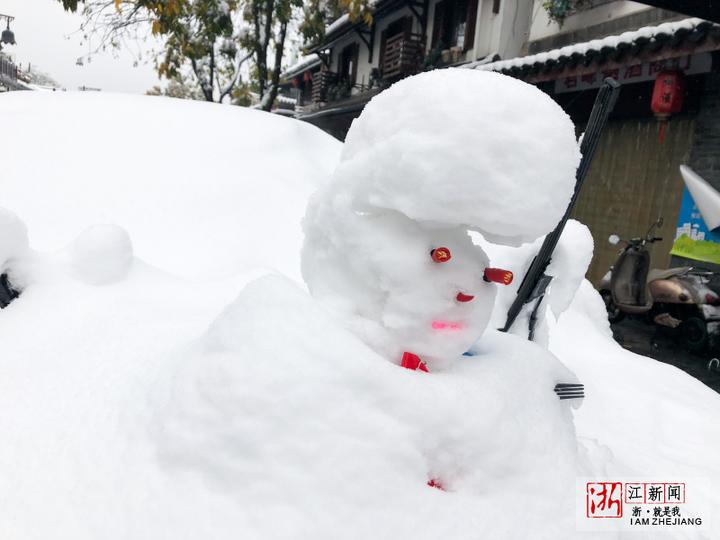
[484,268,513,285]
[456,292,475,302]
[430,247,452,263]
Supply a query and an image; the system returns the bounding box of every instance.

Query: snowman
[302,69,581,371]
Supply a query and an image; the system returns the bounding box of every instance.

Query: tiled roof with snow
[467,17,720,79]
[326,13,351,36]
[282,54,322,79]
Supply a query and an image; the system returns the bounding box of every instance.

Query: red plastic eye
[484,268,514,285]
[430,247,452,263]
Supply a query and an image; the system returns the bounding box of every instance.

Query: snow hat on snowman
[302,69,581,369]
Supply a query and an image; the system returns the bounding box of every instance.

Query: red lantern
[651,71,685,144]
[303,70,313,83]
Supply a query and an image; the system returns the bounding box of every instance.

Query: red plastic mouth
[456,292,475,302]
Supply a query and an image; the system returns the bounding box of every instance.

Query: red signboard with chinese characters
[554,53,711,94]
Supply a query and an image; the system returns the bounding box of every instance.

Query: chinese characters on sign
[587,482,623,518]
[554,53,712,94]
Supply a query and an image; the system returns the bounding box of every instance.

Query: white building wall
[494,0,533,59]
[374,5,421,44]
[423,0,532,63]
[292,0,661,88]
[528,0,653,42]
[469,0,533,60]
[329,32,373,91]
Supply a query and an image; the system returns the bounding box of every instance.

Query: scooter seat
[647,266,692,282]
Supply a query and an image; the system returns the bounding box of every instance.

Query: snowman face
[303,200,509,366]
[349,212,499,364]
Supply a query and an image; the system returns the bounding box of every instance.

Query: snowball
[71,224,133,285]
[338,69,581,245]
[0,207,29,269]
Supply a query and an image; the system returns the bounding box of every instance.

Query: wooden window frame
[339,42,359,86]
[431,0,479,52]
[380,16,413,75]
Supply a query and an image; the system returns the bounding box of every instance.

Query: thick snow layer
[0,91,341,279]
[552,281,720,536]
[1,210,717,538]
[337,69,581,245]
[0,233,581,538]
[1,89,718,539]
[156,275,580,539]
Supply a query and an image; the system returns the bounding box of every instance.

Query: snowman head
[302,69,579,366]
[303,192,513,366]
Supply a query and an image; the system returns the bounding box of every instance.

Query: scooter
[598,217,720,352]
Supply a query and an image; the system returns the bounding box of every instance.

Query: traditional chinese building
[277,0,533,139]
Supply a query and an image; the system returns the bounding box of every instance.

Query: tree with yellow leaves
[59,0,300,109]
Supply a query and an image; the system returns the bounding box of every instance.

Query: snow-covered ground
[0,88,718,539]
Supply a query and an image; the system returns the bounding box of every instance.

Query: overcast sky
[1,0,160,93]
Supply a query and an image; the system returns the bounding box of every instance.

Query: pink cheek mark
[431,321,464,331]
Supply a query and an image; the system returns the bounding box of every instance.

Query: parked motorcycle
[599,217,720,352]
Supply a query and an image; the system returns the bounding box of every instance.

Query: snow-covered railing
[0,55,17,82]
